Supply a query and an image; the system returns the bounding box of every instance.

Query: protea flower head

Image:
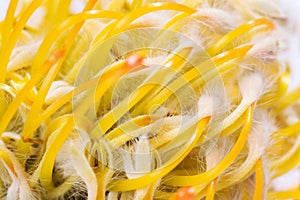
[0,0,299,199]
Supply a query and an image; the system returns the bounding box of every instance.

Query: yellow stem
[142,183,157,200]
[205,178,218,200]
[268,189,300,199]
[253,158,264,200]
[96,167,110,200]
[93,141,114,200]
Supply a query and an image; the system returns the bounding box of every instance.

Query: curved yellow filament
[31,10,123,73]
[277,65,290,97]
[0,11,122,139]
[39,115,74,189]
[91,21,121,46]
[90,47,192,137]
[0,0,41,118]
[1,4,112,136]
[157,12,190,36]
[163,104,254,187]
[275,86,300,113]
[24,73,107,141]
[24,53,143,141]
[207,18,274,56]
[145,45,253,113]
[106,116,210,191]
[132,47,193,115]
[0,0,43,83]
[0,149,16,176]
[109,2,197,36]
[221,114,244,136]
[0,0,19,83]
[105,115,153,140]
[268,189,300,199]
[273,120,300,137]
[271,135,300,178]
[0,49,65,137]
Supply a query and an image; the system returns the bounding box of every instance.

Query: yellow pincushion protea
[0,0,299,199]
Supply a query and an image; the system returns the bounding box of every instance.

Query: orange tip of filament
[46,49,66,65]
[125,53,144,70]
[172,186,197,200]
